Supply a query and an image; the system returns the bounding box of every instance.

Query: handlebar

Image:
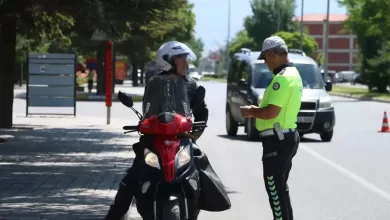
[123,125,138,130]
[122,121,206,135]
[192,121,206,125]
[192,121,207,129]
[124,122,206,130]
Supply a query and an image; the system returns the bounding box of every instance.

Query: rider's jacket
[143,71,209,124]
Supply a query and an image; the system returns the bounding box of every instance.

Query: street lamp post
[323,0,330,82]
[299,0,304,50]
[223,0,231,76]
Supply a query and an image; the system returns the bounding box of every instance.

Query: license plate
[297,116,314,123]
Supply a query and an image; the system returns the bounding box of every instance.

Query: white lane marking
[301,145,390,201]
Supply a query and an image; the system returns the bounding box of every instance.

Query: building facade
[294,14,358,72]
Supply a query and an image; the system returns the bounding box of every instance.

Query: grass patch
[200,76,227,82]
[132,95,143,102]
[76,94,143,102]
[330,86,390,101]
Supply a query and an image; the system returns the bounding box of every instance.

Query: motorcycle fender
[182,169,200,200]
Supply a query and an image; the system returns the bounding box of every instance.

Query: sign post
[105,41,113,124]
[26,53,77,117]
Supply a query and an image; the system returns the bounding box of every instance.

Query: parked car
[337,70,356,82]
[334,72,344,83]
[189,71,202,81]
[323,70,337,83]
[187,64,202,80]
[226,48,335,142]
[351,73,366,85]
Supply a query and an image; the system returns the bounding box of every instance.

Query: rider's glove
[192,129,204,141]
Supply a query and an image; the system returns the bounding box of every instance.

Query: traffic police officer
[240,36,302,220]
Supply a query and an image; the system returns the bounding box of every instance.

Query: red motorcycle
[118,74,207,220]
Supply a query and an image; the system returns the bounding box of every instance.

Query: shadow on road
[0,125,136,219]
[225,190,241,195]
[331,99,362,103]
[300,137,322,143]
[217,134,260,142]
[217,134,325,143]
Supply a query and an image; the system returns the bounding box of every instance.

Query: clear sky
[189,0,347,56]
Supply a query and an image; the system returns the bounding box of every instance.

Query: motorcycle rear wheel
[162,202,180,220]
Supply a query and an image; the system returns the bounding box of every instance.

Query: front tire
[226,108,238,136]
[162,202,180,220]
[320,130,333,142]
[246,118,260,141]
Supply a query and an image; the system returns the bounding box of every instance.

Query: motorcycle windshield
[142,74,192,119]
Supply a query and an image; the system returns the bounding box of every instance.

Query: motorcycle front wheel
[162,201,180,220]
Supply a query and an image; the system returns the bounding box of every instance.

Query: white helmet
[155,41,197,71]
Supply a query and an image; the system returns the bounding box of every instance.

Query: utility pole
[299,0,304,50]
[323,0,330,82]
[277,4,281,32]
[224,0,231,75]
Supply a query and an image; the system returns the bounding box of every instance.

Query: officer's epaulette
[278,68,287,75]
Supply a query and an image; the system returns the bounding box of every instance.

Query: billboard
[115,60,127,81]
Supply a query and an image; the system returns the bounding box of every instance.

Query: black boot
[104,167,138,220]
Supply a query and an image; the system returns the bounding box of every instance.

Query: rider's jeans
[261,131,299,220]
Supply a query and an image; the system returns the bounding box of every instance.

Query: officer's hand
[240,105,252,118]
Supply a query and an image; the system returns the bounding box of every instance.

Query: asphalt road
[12,81,390,219]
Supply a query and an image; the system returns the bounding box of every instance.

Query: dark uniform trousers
[261,130,299,220]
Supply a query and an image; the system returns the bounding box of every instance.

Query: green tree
[365,51,390,92]
[338,0,390,91]
[186,37,204,66]
[0,0,195,128]
[0,0,93,128]
[114,0,196,86]
[272,31,318,56]
[244,0,297,45]
[228,30,258,57]
[339,0,390,41]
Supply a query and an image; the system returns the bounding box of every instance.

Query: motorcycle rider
[104,41,210,220]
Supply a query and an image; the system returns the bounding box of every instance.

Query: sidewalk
[0,114,141,219]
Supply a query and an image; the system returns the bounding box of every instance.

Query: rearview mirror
[325,81,332,92]
[238,79,248,89]
[195,85,206,103]
[118,91,134,108]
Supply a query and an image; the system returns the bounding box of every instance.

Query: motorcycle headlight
[177,145,191,168]
[144,149,160,169]
[319,97,333,109]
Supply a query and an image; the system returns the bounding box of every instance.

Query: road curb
[330,92,390,104]
[14,92,143,102]
[12,113,140,128]
[76,94,143,102]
